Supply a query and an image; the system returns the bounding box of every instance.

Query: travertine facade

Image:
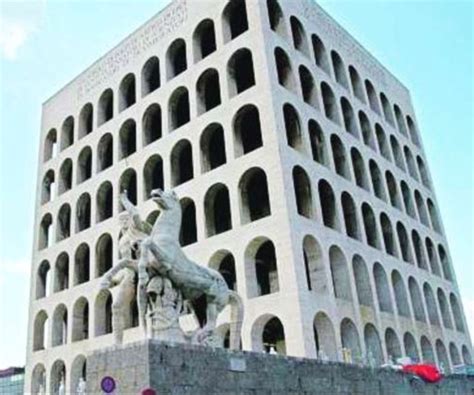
[25,0,472,393]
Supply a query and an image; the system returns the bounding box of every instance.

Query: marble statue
[99,188,244,350]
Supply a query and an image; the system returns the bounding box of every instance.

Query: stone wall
[87,340,474,395]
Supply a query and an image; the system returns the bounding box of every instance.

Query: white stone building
[25,0,472,392]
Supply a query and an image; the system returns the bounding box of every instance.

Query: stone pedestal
[86,340,474,395]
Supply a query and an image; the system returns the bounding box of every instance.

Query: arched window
[293,166,313,218]
[311,34,330,73]
[166,38,187,80]
[222,0,248,42]
[200,123,226,172]
[44,128,57,162]
[329,246,351,301]
[449,293,464,332]
[60,116,74,151]
[38,213,53,250]
[169,87,190,130]
[417,156,430,189]
[340,318,361,360]
[94,290,112,336]
[298,66,318,109]
[308,120,327,166]
[427,199,441,233]
[266,0,285,37]
[142,104,162,146]
[462,346,472,365]
[390,135,405,171]
[227,48,256,97]
[423,283,440,326]
[365,79,380,114]
[171,139,194,186]
[52,304,68,346]
[233,104,263,156]
[409,277,426,322]
[274,47,296,92]
[425,237,441,276]
[118,73,136,112]
[369,160,386,201]
[400,181,416,218]
[321,82,339,123]
[141,56,160,97]
[391,271,410,317]
[97,88,113,126]
[414,190,429,226]
[290,16,309,56]
[70,356,87,394]
[438,245,452,281]
[341,192,359,240]
[375,124,391,161]
[361,203,379,249]
[421,336,435,363]
[255,315,286,354]
[41,170,55,204]
[412,230,427,270]
[352,255,373,307]
[406,115,420,146]
[385,328,402,360]
[56,203,71,242]
[284,104,303,152]
[58,158,73,195]
[209,251,236,290]
[143,155,164,200]
[394,105,407,137]
[33,311,48,351]
[385,171,401,209]
[397,222,413,263]
[435,340,450,373]
[313,312,337,360]
[180,198,197,246]
[76,193,91,233]
[373,262,392,313]
[97,133,113,172]
[197,68,221,114]
[437,288,453,329]
[193,19,216,62]
[404,332,419,362]
[95,233,113,277]
[380,213,396,256]
[78,103,93,138]
[204,183,232,236]
[364,324,383,365]
[404,146,419,181]
[351,148,369,190]
[349,65,364,102]
[77,146,92,184]
[72,298,89,342]
[118,119,137,160]
[74,243,90,285]
[358,111,375,149]
[50,360,66,395]
[119,169,137,209]
[31,364,46,394]
[239,167,271,223]
[36,260,50,299]
[330,135,350,180]
[331,50,348,88]
[380,93,394,125]
[318,179,339,230]
[245,238,279,297]
[449,343,461,367]
[303,235,326,293]
[341,97,358,138]
[96,181,113,223]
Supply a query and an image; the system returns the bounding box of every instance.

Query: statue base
[86,340,474,394]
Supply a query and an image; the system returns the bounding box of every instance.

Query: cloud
[0,18,33,60]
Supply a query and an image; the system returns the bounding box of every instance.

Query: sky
[0,0,472,369]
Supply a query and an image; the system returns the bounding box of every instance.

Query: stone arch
[449,343,461,366]
[283,103,304,152]
[142,103,162,146]
[403,332,419,362]
[375,124,391,161]
[70,354,87,394]
[438,245,453,281]
[425,238,441,276]
[75,192,91,233]
[200,123,226,172]
[52,303,68,346]
[369,160,386,201]
[44,128,57,162]
[166,38,187,79]
[119,168,137,209]
[74,243,90,285]
[349,65,365,102]
[56,203,71,242]
[364,323,383,364]
[50,359,66,395]
[404,146,419,181]
[408,277,426,322]
[380,213,396,256]
[341,192,360,240]
[400,181,416,218]
[95,233,113,278]
[204,183,232,236]
[251,314,286,354]
[330,134,350,180]
[329,245,352,301]
[292,166,313,218]
[414,190,429,226]
[423,283,440,326]
[193,19,216,62]
[427,199,441,233]
[331,50,349,88]
[435,340,450,372]
[274,47,296,92]
[233,104,263,157]
[313,312,337,360]
[97,133,113,172]
[143,154,164,200]
[169,86,190,130]
[58,158,73,195]
[361,202,379,249]
[462,345,472,364]
[311,33,330,73]
[239,167,271,224]
[209,250,236,291]
[385,171,401,209]
[365,79,380,114]
[222,0,248,42]
[412,230,427,270]
[391,270,410,318]
[227,48,255,96]
[340,97,358,138]
[33,310,49,351]
[308,119,327,166]
[385,328,402,361]
[180,198,197,246]
[358,111,375,149]
[390,135,405,171]
[54,252,69,293]
[118,119,136,160]
[406,115,420,146]
[72,297,89,342]
[97,88,113,126]
[450,293,465,332]
[94,289,113,336]
[352,255,374,307]
[290,16,310,56]
[96,181,113,223]
[394,104,407,136]
[318,179,339,230]
[77,146,92,184]
[380,92,394,125]
[437,288,453,329]
[266,0,286,37]
[118,73,136,111]
[397,222,413,263]
[60,116,74,151]
[39,213,53,250]
[373,262,392,313]
[31,363,46,394]
[298,65,319,109]
[141,56,160,97]
[417,156,430,188]
[419,336,435,363]
[351,148,369,190]
[41,169,55,204]
[196,68,221,113]
[340,318,361,361]
[303,235,327,293]
[321,82,340,124]
[36,260,51,299]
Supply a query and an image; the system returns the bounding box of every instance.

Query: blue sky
[0,0,472,368]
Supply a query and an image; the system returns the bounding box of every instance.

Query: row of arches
[266,1,421,149]
[41,101,265,206]
[38,165,271,251]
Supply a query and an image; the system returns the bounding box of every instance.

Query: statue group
[99,189,243,349]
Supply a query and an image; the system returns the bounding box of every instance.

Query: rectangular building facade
[25,0,472,393]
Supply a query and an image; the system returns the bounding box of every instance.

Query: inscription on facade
[77,0,187,100]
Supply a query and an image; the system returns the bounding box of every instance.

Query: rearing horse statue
[137,188,244,349]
